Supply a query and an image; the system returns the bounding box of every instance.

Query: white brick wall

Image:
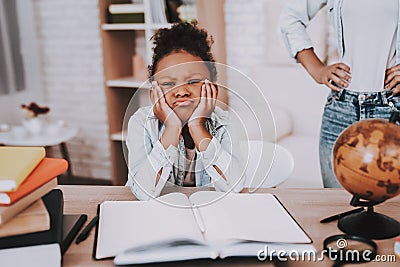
[225,0,267,75]
[225,0,269,110]
[33,0,111,179]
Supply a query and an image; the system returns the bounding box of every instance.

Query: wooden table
[60,185,399,266]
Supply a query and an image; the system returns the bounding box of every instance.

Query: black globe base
[338,210,400,239]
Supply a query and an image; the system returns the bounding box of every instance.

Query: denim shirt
[126,106,245,201]
[280,0,400,64]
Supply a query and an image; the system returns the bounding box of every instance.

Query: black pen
[75,215,99,244]
[320,207,364,223]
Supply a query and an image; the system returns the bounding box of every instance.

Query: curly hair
[148,21,217,82]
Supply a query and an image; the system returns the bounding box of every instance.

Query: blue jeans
[319,89,400,188]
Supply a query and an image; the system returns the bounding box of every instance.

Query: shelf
[106,77,150,88]
[102,23,172,31]
[110,130,126,142]
[102,23,147,31]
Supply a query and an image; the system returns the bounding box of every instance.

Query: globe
[333,119,400,203]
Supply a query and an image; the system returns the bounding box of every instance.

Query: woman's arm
[280,0,351,90]
[296,48,351,91]
[279,0,328,59]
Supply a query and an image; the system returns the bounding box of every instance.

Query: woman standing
[280,0,400,187]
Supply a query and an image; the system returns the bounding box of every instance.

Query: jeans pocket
[324,92,339,107]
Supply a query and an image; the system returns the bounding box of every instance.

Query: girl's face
[154,51,211,123]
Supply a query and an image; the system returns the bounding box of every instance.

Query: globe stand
[338,196,400,239]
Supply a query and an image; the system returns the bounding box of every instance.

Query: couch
[247,66,327,188]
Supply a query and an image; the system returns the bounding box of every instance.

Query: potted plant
[21,102,50,135]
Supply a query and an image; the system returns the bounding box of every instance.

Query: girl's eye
[187,79,202,85]
[161,82,175,87]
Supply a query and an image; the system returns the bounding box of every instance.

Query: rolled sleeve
[279,0,327,60]
[126,109,179,201]
[130,142,177,201]
[150,141,179,171]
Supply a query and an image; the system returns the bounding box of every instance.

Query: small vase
[22,117,43,135]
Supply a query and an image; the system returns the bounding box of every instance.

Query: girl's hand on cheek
[385,64,400,95]
[150,81,181,128]
[188,79,218,128]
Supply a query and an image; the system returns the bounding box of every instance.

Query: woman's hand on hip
[295,49,351,92]
[316,63,351,92]
[385,64,400,95]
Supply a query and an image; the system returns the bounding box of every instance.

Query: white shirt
[280,0,400,66]
[342,0,398,92]
[126,106,245,201]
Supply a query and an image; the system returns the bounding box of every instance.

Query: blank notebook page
[96,193,204,259]
[189,192,311,244]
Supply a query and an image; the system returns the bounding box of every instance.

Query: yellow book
[0,147,45,192]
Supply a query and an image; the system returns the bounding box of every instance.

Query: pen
[320,207,364,223]
[75,215,99,244]
[192,205,206,233]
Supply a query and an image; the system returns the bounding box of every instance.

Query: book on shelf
[94,191,315,265]
[0,158,68,205]
[107,3,145,24]
[108,13,145,24]
[0,199,50,238]
[0,146,45,192]
[0,178,57,224]
[108,3,145,14]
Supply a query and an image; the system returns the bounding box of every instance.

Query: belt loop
[337,88,345,100]
[381,92,388,105]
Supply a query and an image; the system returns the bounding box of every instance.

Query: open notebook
[94,192,315,265]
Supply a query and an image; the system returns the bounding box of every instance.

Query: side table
[0,126,78,177]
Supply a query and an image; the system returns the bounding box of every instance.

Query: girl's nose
[174,83,190,97]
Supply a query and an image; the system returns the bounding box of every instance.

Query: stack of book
[0,147,65,229]
[0,147,86,266]
[107,3,145,24]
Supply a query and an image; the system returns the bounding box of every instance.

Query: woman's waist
[331,88,396,105]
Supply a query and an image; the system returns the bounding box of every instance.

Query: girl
[280,0,400,187]
[126,22,245,200]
